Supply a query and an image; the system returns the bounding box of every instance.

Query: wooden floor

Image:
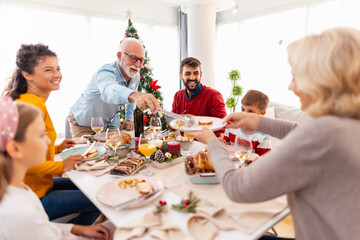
[272,214,295,238]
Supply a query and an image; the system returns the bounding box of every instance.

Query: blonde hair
[287,27,360,119]
[0,102,40,200]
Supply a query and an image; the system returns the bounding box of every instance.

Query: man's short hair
[241,90,269,111]
[118,38,143,52]
[180,57,201,73]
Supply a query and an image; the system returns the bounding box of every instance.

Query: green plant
[225,69,243,112]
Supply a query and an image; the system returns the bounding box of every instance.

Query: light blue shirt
[70,60,139,128]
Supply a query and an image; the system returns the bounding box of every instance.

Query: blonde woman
[0,97,112,239]
[188,28,360,240]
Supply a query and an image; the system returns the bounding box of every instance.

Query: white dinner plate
[96,177,164,208]
[169,116,226,132]
[59,145,107,161]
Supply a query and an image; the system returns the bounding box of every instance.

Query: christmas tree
[119,14,168,130]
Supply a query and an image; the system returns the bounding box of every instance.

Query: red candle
[167,141,181,157]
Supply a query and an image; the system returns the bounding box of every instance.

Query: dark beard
[184,80,200,93]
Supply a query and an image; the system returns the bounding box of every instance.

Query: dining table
[60,131,290,240]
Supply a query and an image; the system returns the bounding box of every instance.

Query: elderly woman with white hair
[188,27,360,240]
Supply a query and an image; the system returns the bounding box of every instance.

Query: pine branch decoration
[171,191,200,213]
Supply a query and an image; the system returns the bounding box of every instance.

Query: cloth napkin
[114,211,184,240]
[75,160,111,177]
[187,205,242,240]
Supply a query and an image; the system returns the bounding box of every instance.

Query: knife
[114,188,160,210]
[82,141,96,157]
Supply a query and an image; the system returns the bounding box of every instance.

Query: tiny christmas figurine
[172,191,200,213]
[153,200,168,215]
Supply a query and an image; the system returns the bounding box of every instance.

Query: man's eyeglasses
[123,52,145,65]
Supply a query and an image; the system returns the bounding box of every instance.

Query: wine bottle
[134,107,144,137]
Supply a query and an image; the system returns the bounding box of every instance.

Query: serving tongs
[158,109,196,127]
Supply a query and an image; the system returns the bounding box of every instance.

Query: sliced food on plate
[84,148,98,159]
[96,177,163,208]
[198,118,213,125]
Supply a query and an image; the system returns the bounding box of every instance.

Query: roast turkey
[185,151,215,174]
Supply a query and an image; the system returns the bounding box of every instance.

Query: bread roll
[121,133,131,144]
[198,119,213,125]
[137,182,153,194]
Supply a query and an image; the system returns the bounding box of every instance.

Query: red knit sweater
[172,85,227,118]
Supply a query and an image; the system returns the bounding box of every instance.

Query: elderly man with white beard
[68,38,160,138]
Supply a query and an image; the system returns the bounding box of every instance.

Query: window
[216,0,360,111]
[0,3,178,136]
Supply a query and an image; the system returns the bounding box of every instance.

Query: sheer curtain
[0,3,179,137]
[216,0,360,112]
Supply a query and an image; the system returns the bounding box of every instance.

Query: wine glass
[138,133,156,176]
[106,128,122,160]
[149,115,162,138]
[234,134,253,168]
[91,117,104,140]
[184,133,195,153]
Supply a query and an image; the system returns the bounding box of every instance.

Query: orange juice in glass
[138,143,156,157]
[139,133,156,176]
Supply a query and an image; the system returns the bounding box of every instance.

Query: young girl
[3,43,100,224]
[0,97,112,239]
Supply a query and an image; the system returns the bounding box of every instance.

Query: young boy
[223,90,271,156]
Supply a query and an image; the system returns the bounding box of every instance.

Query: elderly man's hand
[123,120,134,131]
[129,92,160,113]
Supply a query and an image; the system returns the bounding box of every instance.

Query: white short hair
[118,38,143,52]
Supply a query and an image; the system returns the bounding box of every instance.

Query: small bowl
[107,143,130,158]
[116,144,130,158]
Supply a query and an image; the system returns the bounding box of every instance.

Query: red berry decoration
[144,66,147,69]
[163,201,167,205]
[141,179,146,182]
[125,31,129,35]
[135,33,138,36]
[159,200,163,204]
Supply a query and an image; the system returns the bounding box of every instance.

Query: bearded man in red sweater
[171,57,227,135]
